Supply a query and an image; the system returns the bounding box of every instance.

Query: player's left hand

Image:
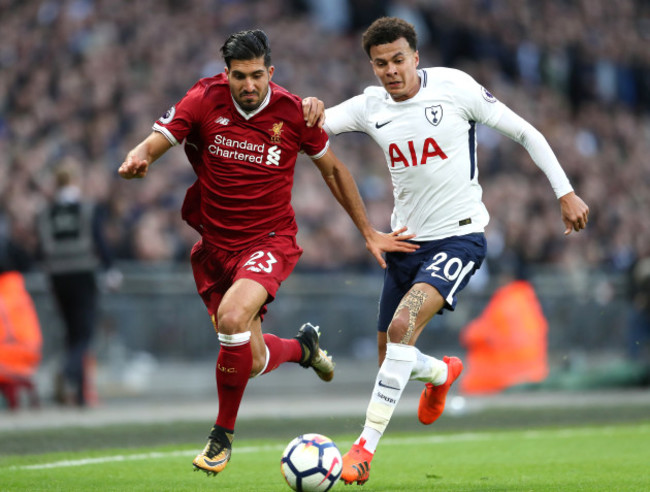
[366,227,419,269]
[559,191,589,235]
[302,97,325,128]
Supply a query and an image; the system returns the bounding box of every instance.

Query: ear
[370,58,380,77]
[224,66,230,77]
[268,65,275,80]
[414,50,420,68]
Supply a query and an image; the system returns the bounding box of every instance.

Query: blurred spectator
[36,160,121,406]
[0,212,40,410]
[626,243,650,364]
[0,0,649,274]
[0,271,42,410]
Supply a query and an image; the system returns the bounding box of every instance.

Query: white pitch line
[9,424,648,471]
[9,445,286,471]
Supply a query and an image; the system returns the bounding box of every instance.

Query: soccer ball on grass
[280,433,342,492]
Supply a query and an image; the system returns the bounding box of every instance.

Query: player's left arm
[490,107,590,235]
[311,148,419,268]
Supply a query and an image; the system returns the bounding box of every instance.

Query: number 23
[243,251,278,273]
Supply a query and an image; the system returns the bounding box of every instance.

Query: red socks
[261,333,302,374]
[215,333,253,430]
[214,332,302,430]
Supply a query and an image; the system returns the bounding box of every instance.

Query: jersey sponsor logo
[159,106,175,124]
[388,138,448,167]
[425,105,443,126]
[215,116,230,125]
[375,120,392,129]
[481,86,497,103]
[266,145,281,166]
[208,134,265,164]
[269,121,284,143]
[206,127,285,167]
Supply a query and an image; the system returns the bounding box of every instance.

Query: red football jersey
[153,73,329,251]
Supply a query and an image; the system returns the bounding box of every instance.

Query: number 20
[425,252,463,280]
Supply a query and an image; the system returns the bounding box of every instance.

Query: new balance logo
[266,145,281,166]
[215,116,230,125]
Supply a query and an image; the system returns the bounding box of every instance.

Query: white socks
[360,343,416,453]
[410,347,448,385]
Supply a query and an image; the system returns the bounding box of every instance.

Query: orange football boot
[341,438,373,485]
[418,356,463,425]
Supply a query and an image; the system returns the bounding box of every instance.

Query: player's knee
[217,307,249,335]
[387,314,409,344]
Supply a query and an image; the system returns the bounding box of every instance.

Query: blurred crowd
[1,0,649,274]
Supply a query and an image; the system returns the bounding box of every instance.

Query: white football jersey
[325,67,506,241]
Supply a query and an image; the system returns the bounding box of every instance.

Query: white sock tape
[386,342,416,362]
[365,401,392,433]
[218,331,251,346]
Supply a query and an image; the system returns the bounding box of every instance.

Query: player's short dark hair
[220,29,272,68]
[362,17,417,58]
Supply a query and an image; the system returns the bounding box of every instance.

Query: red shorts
[190,234,302,322]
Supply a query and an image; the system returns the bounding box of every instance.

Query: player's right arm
[118,131,172,179]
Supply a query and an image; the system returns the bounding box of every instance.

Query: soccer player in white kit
[321,17,590,485]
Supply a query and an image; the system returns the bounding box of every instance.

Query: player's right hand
[366,227,419,269]
[118,155,149,179]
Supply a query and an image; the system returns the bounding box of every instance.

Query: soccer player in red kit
[118,29,418,477]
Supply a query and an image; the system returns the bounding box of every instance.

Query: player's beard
[236,88,267,112]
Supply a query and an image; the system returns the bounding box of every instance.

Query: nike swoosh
[202,455,228,467]
[318,456,341,486]
[378,380,400,391]
[429,273,450,282]
[375,120,392,129]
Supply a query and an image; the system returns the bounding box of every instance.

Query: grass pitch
[1,421,649,491]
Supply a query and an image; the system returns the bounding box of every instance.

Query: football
[280,433,342,492]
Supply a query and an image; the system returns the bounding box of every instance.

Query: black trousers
[50,271,97,405]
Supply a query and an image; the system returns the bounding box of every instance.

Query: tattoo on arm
[391,289,428,344]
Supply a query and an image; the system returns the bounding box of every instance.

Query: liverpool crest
[270,121,284,143]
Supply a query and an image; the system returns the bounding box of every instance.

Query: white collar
[232,87,272,120]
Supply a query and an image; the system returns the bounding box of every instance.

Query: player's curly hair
[362,17,417,58]
[220,29,272,68]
